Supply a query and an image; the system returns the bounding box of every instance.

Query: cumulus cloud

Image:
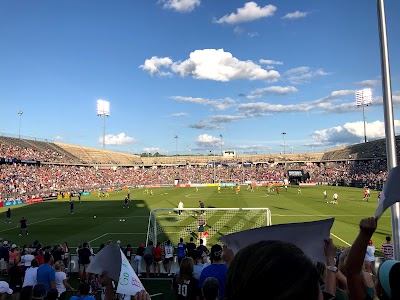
[236,144,266,150]
[141,49,279,82]
[311,120,400,146]
[282,11,309,19]
[195,134,224,148]
[54,135,63,141]
[259,59,283,65]
[169,112,189,117]
[100,133,136,145]
[188,115,246,130]
[139,56,173,76]
[160,0,200,12]
[248,32,259,38]
[171,49,280,82]
[246,85,298,99]
[171,96,236,110]
[285,66,329,84]
[214,2,276,24]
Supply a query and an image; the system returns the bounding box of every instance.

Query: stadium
[2,1,400,300]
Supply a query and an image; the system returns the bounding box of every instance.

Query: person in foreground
[224,240,337,300]
[346,217,400,300]
[98,272,150,300]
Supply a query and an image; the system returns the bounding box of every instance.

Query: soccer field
[0,186,392,253]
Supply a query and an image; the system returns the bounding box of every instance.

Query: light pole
[281,132,287,155]
[174,135,178,164]
[220,134,223,156]
[356,88,372,143]
[97,100,110,150]
[18,111,23,139]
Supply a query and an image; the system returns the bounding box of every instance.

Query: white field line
[330,233,352,246]
[0,218,55,233]
[88,233,109,243]
[88,232,147,243]
[273,214,390,217]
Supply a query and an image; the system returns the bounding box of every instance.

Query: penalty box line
[88,232,147,243]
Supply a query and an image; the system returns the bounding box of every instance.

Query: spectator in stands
[61,242,69,267]
[186,237,196,253]
[382,236,394,260]
[22,249,35,270]
[36,253,56,293]
[22,259,39,288]
[134,243,145,276]
[172,257,201,299]
[346,217,400,300]
[34,250,44,266]
[199,245,228,299]
[365,240,376,275]
[51,245,64,264]
[225,240,337,300]
[54,261,75,300]
[9,256,24,300]
[153,242,163,277]
[31,284,46,300]
[78,242,91,282]
[163,240,174,276]
[0,242,9,274]
[123,244,133,262]
[177,238,187,265]
[19,286,32,300]
[69,283,95,300]
[9,245,20,268]
[202,277,219,300]
[143,241,154,278]
[196,239,209,258]
[46,289,58,300]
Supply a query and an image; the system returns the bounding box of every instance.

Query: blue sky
[1,0,400,155]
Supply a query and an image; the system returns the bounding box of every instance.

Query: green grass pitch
[0,186,392,253]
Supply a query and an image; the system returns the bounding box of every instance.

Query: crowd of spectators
[0,159,389,199]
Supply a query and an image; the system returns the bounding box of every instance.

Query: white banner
[117,250,144,296]
[375,166,400,219]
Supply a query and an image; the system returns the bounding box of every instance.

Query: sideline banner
[299,183,317,186]
[25,198,43,204]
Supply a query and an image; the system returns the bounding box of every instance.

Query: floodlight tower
[219,134,223,156]
[97,100,110,150]
[355,88,372,143]
[18,111,23,139]
[174,135,178,164]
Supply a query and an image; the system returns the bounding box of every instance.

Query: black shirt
[78,248,92,264]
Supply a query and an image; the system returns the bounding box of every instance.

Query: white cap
[0,281,13,294]
[3,241,8,246]
[117,240,121,244]
[11,244,16,249]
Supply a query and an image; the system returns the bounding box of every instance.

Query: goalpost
[146,207,272,247]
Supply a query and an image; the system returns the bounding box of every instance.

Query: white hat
[0,281,13,294]
[117,240,121,244]
[11,244,16,249]
[3,241,8,246]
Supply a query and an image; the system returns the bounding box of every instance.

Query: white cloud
[282,11,309,19]
[188,121,223,130]
[236,144,266,150]
[54,135,63,141]
[161,0,200,12]
[209,115,245,123]
[171,95,236,110]
[169,112,189,117]
[259,59,283,65]
[355,79,380,87]
[171,49,280,82]
[247,85,298,99]
[248,32,259,38]
[143,147,161,153]
[99,133,136,145]
[311,120,400,146]
[285,66,329,84]
[195,134,223,148]
[214,2,276,24]
[233,26,245,34]
[139,56,173,76]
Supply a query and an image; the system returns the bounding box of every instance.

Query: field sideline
[0,186,391,253]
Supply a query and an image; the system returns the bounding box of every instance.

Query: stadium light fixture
[97,100,110,150]
[18,111,23,139]
[220,134,223,156]
[174,135,178,164]
[355,88,372,143]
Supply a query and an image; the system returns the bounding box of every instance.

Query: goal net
[146,207,272,247]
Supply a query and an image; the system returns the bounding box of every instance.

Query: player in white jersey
[324,190,327,202]
[331,193,339,204]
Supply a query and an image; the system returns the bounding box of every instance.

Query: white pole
[362,104,367,143]
[377,0,400,259]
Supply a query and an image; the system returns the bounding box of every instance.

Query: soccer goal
[146,207,272,247]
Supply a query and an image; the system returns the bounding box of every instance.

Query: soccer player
[324,190,327,202]
[178,201,184,216]
[331,193,339,204]
[198,217,206,239]
[123,196,130,209]
[217,185,221,193]
[198,201,205,215]
[276,187,280,195]
[127,192,130,201]
[284,185,288,192]
[70,200,74,214]
[5,208,11,224]
[297,186,302,194]
[19,217,28,236]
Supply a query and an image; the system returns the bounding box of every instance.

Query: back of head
[190,237,194,242]
[78,283,90,296]
[225,240,320,300]
[180,238,183,243]
[177,257,194,283]
[378,260,400,299]
[32,284,46,299]
[43,253,52,264]
[203,277,219,300]
[47,289,58,300]
[386,236,391,243]
[20,286,33,300]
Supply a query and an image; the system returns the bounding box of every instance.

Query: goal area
[146,207,272,247]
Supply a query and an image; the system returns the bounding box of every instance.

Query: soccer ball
[123,219,126,222]
[93,216,97,219]
[119,219,122,222]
